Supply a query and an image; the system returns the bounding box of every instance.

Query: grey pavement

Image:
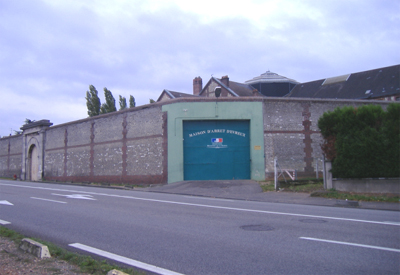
[140,180,400,211]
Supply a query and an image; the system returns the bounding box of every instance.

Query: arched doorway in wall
[28,145,39,181]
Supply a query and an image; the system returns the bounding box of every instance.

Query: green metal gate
[183,120,250,180]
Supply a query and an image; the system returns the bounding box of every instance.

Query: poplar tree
[119,95,127,110]
[85,85,101,117]
[129,95,136,108]
[100,88,117,114]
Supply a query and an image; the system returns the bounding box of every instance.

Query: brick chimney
[193,77,202,96]
[221,75,229,87]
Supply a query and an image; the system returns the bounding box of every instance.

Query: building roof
[245,70,299,85]
[286,65,400,99]
[157,89,197,102]
[200,77,263,97]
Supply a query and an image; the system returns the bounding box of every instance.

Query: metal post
[316,158,319,179]
[322,158,326,189]
[274,157,278,191]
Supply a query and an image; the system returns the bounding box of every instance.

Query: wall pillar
[323,160,333,190]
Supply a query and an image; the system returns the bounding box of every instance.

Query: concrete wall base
[332,178,400,194]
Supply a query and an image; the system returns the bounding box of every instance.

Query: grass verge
[259,179,399,202]
[0,226,144,275]
[311,189,400,202]
[259,179,324,193]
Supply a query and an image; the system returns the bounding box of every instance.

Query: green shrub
[318,103,400,178]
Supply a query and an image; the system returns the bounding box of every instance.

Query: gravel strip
[0,236,90,275]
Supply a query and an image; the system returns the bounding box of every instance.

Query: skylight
[322,74,350,85]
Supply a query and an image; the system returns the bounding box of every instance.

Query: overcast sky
[1,0,399,137]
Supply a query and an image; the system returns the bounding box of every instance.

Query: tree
[85,85,101,117]
[149,99,155,104]
[24,118,35,124]
[100,88,117,114]
[129,95,136,108]
[119,95,127,110]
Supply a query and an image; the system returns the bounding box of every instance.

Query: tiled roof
[167,90,198,98]
[211,77,262,97]
[287,65,400,99]
[157,89,197,102]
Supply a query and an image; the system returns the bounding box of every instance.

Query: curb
[19,238,51,259]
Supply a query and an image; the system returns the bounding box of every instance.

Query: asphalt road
[1,179,399,275]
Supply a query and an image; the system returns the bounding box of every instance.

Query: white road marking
[31,197,67,204]
[0,219,11,225]
[300,237,400,253]
[183,196,234,202]
[385,221,400,225]
[0,200,13,206]
[69,243,184,275]
[1,182,399,226]
[52,193,96,200]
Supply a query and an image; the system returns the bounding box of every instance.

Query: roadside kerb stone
[107,269,129,275]
[19,238,51,258]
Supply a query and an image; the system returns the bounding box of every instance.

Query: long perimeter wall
[43,105,167,184]
[0,97,394,183]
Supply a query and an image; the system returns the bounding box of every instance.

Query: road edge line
[69,243,184,275]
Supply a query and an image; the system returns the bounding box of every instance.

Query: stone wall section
[0,135,23,178]
[44,105,167,184]
[262,98,391,178]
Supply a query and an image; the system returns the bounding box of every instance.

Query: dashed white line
[183,196,234,202]
[52,193,96,200]
[31,197,67,204]
[300,237,400,253]
[1,182,399,227]
[69,243,184,275]
[0,219,11,225]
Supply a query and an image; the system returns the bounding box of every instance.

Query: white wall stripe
[69,243,184,275]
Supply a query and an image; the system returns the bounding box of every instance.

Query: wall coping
[41,97,397,132]
[20,119,53,130]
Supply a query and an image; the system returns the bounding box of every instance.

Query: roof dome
[245,70,299,85]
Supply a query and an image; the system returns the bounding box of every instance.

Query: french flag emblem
[212,138,223,143]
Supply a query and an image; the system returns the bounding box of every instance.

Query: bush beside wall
[318,103,400,178]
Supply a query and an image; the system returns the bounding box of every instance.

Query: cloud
[0,0,399,137]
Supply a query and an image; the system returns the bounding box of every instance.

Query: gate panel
[183,120,250,180]
[30,145,39,181]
